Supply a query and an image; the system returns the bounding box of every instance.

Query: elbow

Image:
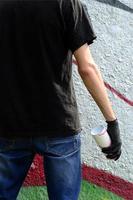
[78,63,98,76]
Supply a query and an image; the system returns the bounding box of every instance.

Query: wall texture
[73,0,133,182]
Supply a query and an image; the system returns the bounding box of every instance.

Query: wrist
[105,117,117,122]
[103,109,116,122]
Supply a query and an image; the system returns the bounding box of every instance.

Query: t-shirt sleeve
[62,1,97,54]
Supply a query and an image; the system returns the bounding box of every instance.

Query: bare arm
[74,43,116,121]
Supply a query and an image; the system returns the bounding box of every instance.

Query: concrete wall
[73,0,133,182]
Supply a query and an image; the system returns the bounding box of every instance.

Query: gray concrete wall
[73,0,133,182]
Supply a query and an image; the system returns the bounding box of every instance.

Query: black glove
[102,118,122,161]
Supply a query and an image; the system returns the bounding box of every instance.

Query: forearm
[78,64,116,121]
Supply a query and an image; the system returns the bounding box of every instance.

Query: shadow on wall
[94,0,133,13]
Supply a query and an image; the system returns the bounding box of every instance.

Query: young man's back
[0,0,85,138]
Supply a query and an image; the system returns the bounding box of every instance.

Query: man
[0,0,121,199]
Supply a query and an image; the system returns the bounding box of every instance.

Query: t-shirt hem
[0,127,82,138]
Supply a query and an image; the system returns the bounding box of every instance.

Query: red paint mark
[73,59,133,106]
[82,164,133,200]
[23,155,46,186]
[73,59,78,66]
[23,155,133,200]
[104,82,133,106]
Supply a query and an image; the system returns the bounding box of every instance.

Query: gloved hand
[102,118,122,161]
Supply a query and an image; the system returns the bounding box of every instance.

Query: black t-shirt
[0,0,96,138]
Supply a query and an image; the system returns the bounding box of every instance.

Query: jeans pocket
[0,137,15,152]
[47,133,81,157]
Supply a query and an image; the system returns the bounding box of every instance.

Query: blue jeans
[0,132,82,200]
